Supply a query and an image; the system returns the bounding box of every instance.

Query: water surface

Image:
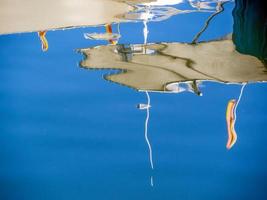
[0,1,267,200]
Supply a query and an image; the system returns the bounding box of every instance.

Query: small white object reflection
[137,103,151,110]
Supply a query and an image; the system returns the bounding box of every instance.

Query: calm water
[1,1,267,200]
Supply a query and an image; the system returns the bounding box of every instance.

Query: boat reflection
[0,0,229,35]
[79,39,267,93]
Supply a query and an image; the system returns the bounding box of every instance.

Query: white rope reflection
[144,91,154,187]
[144,91,154,170]
[137,91,154,187]
[234,83,247,122]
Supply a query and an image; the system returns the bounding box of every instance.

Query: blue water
[1,2,267,200]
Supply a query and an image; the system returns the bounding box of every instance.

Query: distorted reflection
[1,0,267,196]
[79,1,266,157]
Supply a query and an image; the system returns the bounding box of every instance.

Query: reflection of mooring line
[142,15,153,186]
[144,91,154,186]
[234,83,247,122]
[191,1,228,44]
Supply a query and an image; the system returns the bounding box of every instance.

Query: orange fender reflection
[38,31,48,51]
[226,99,237,149]
[105,24,117,45]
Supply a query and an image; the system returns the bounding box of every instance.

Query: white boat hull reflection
[0,0,228,35]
